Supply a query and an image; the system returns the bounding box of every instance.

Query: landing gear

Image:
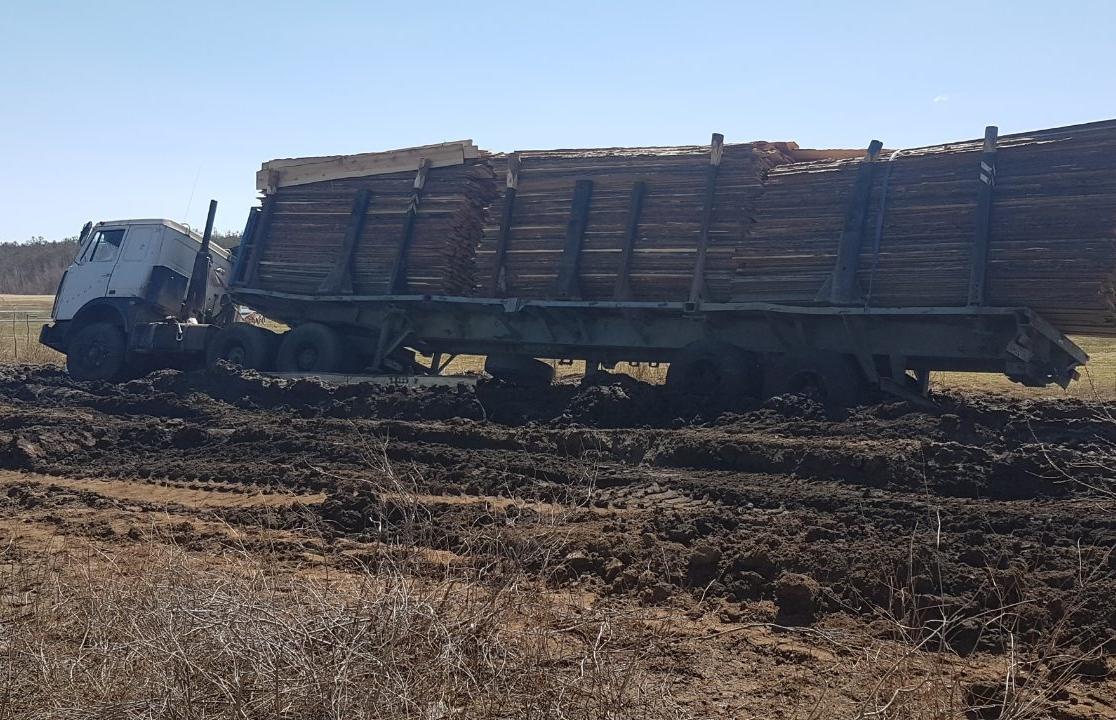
[666,341,762,403]
[66,322,128,382]
[206,324,278,370]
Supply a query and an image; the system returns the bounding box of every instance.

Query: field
[2,295,1116,717]
[0,294,57,364]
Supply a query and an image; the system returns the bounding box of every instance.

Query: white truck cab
[41,217,234,381]
[54,219,230,321]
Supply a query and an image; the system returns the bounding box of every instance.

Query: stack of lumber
[250,141,497,296]
[475,141,792,301]
[245,119,1116,336]
[734,120,1116,335]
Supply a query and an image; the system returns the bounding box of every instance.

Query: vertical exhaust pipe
[182,199,217,321]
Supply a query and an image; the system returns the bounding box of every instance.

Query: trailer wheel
[763,352,867,407]
[276,323,344,373]
[207,324,277,371]
[484,354,555,386]
[666,341,761,402]
[66,322,128,382]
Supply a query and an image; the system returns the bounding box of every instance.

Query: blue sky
[2,0,1113,241]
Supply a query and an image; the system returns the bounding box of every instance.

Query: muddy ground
[2,363,1115,717]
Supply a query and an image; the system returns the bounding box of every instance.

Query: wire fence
[0,308,58,363]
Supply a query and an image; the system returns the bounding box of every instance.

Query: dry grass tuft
[0,537,676,720]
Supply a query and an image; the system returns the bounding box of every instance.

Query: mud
[2,363,1116,662]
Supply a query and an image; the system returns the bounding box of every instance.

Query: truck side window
[76,232,96,262]
[89,229,126,262]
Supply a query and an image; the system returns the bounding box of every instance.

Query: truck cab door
[108,224,161,298]
[53,227,127,320]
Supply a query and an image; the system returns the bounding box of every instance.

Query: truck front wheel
[66,322,128,382]
[207,324,277,371]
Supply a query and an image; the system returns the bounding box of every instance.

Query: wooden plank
[257,141,477,191]
[688,133,725,304]
[317,189,372,294]
[555,179,594,298]
[967,125,999,305]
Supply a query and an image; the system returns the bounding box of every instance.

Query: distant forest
[0,238,80,294]
[0,231,241,295]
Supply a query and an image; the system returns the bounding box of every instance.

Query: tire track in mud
[2,364,1116,658]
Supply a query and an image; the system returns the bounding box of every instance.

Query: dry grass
[0,294,60,364]
[0,450,678,719]
[0,542,675,720]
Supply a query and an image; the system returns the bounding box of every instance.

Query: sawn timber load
[244,119,1116,336]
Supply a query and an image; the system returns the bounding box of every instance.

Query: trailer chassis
[232,289,1086,394]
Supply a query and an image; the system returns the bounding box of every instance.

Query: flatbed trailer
[230,286,1085,405]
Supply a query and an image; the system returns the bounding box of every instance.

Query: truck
[38,212,1084,408]
[40,127,1099,407]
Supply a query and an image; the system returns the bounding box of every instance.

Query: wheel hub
[82,341,108,368]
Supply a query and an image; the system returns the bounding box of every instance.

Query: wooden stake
[689,133,724,304]
[968,125,999,305]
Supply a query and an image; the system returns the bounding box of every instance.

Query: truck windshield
[82,229,126,263]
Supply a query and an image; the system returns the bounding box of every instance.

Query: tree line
[0,238,80,294]
[0,231,241,295]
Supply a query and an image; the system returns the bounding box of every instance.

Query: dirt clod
[773,572,820,621]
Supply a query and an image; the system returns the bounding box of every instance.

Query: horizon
[3,0,1114,242]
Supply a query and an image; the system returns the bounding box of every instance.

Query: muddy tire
[484,354,555,386]
[666,341,761,402]
[206,324,277,371]
[276,323,345,373]
[66,322,128,382]
[763,352,867,407]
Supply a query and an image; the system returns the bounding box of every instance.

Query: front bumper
[38,321,70,354]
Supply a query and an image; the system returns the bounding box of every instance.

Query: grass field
[4,294,1115,398]
[0,294,59,364]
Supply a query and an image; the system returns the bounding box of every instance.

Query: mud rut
[2,363,1115,664]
